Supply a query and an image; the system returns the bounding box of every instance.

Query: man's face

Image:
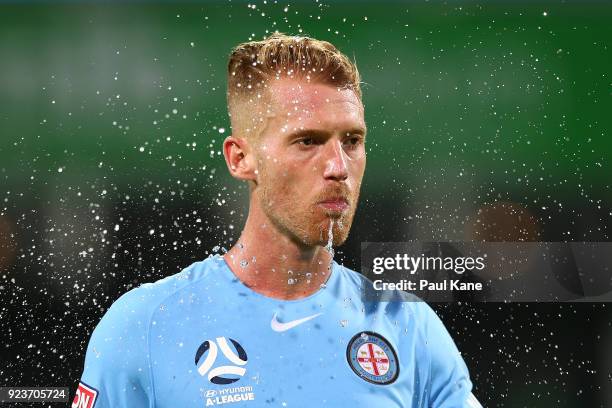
[252,78,366,247]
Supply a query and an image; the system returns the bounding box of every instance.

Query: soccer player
[74,33,482,408]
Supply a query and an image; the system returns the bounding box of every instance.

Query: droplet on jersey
[320,283,327,289]
[360,332,369,341]
[340,319,348,327]
[159,304,166,311]
[240,259,248,268]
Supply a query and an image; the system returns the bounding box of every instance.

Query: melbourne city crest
[346,331,399,385]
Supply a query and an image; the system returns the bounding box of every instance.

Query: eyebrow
[287,127,367,140]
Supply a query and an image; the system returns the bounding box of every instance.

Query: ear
[223,135,258,183]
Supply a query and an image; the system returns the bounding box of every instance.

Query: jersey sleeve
[420,303,483,408]
[76,287,154,408]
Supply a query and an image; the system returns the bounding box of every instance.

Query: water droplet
[240,259,248,268]
[340,319,348,327]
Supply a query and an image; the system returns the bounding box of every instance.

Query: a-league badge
[346,331,399,385]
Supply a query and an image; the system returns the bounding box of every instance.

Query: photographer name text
[373,279,483,292]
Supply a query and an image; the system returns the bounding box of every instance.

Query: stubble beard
[257,174,359,249]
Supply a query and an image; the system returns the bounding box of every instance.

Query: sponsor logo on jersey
[346,331,399,385]
[195,337,248,385]
[270,312,322,332]
[72,382,98,408]
[203,386,256,406]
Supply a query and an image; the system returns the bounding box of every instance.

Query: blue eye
[344,136,363,149]
[299,138,314,146]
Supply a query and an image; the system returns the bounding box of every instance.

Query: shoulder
[93,256,223,336]
[334,262,453,339]
[334,261,424,304]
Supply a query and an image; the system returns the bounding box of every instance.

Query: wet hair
[227,32,361,135]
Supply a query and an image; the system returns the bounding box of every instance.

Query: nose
[323,140,349,181]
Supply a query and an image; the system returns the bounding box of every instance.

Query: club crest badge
[346,331,399,385]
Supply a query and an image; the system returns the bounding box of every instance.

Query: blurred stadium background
[0,2,611,406]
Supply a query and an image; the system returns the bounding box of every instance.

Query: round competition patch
[346,331,399,385]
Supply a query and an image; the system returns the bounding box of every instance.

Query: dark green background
[2,3,611,192]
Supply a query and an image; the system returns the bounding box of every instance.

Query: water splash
[325,219,334,258]
[325,219,335,278]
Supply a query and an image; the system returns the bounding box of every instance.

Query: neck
[223,205,334,300]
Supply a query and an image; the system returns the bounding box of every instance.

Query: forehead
[265,78,365,131]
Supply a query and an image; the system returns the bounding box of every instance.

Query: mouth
[318,197,349,213]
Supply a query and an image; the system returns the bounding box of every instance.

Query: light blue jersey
[75,255,481,408]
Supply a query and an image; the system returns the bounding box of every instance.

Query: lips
[318,197,349,212]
